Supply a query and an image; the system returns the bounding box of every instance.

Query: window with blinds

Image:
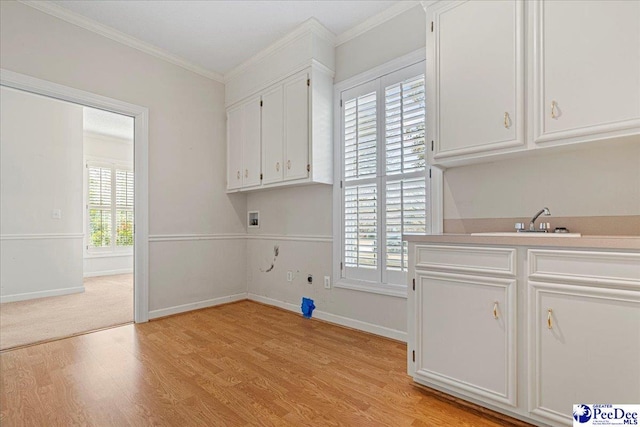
[87,163,134,252]
[340,61,427,288]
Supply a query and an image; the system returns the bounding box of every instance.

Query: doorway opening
[0,70,149,350]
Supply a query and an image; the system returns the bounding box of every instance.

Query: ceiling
[83,107,134,141]
[51,1,413,77]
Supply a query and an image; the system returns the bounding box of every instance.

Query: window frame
[84,157,134,257]
[332,49,443,298]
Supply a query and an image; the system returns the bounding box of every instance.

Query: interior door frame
[1,68,150,323]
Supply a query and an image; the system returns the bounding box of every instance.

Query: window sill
[84,252,133,259]
[334,279,407,299]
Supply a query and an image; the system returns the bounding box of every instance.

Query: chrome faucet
[528,207,551,231]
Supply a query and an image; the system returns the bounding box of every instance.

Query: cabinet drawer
[529,250,640,288]
[415,245,516,276]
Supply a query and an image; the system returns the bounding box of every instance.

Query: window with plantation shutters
[87,162,134,252]
[338,61,428,292]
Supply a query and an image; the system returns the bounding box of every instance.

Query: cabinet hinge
[412,278,416,291]
[431,21,434,32]
[260,173,263,180]
[429,169,432,179]
[86,245,89,250]
[340,99,343,108]
[340,262,343,270]
[431,140,434,151]
[260,100,263,107]
[412,350,415,362]
[307,164,310,172]
[340,180,343,189]
[307,78,310,86]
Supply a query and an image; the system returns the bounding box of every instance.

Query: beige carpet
[0,274,133,350]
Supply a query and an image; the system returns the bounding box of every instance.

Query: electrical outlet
[287,271,293,282]
[324,276,331,289]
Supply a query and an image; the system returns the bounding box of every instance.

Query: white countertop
[403,233,640,250]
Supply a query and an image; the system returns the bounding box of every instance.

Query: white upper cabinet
[226,97,261,190]
[242,97,262,188]
[532,0,640,146]
[425,0,640,167]
[225,21,334,192]
[261,85,284,185]
[226,105,243,191]
[428,0,525,164]
[226,65,332,192]
[283,72,310,182]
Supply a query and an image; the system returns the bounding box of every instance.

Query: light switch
[52,209,62,219]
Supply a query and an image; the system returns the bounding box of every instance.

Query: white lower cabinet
[414,271,517,407]
[409,244,640,427]
[527,249,640,426]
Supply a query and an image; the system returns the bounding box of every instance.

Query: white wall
[83,132,134,277]
[0,1,246,314]
[1,86,85,302]
[444,140,640,220]
[245,5,428,339]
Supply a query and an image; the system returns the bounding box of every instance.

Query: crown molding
[224,18,336,82]
[18,0,225,83]
[335,1,421,46]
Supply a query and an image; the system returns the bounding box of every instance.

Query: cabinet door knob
[551,101,558,119]
[276,162,280,171]
[287,160,291,170]
[504,112,510,129]
[237,171,240,180]
[547,309,553,329]
[493,302,499,319]
[245,169,248,178]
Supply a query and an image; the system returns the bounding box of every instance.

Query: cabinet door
[242,98,262,188]
[283,73,309,181]
[533,0,640,145]
[430,0,524,161]
[529,281,640,425]
[415,271,517,407]
[261,85,284,185]
[227,105,243,190]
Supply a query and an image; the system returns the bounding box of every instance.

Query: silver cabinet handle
[245,169,248,178]
[237,171,240,180]
[504,112,510,129]
[547,309,553,329]
[493,302,499,319]
[276,162,280,171]
[551,101,558,119]
[287,160,291,170]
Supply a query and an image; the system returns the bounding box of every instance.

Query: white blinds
[87,164,134,250]
[116,170,134,209]
[341,62,427,285]
[344,184,377,268]
[344,92,377,179]
[88,166,111,207]
[385,75,426,175]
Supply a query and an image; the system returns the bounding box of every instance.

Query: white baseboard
[83,268,134,278]
[1,286,85,304]
[247,293,407,342]
[148,292,248,319]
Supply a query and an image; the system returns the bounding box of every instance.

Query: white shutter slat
[344,184,378,269]
[385,75,426,175]
[385,177,426,271]
[344,92,377,180]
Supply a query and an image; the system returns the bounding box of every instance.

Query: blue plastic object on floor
[301,297,315,318]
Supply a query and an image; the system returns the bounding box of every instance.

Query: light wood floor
[0,301,525,426]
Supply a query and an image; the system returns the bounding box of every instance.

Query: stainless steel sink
[470,232,581,237]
